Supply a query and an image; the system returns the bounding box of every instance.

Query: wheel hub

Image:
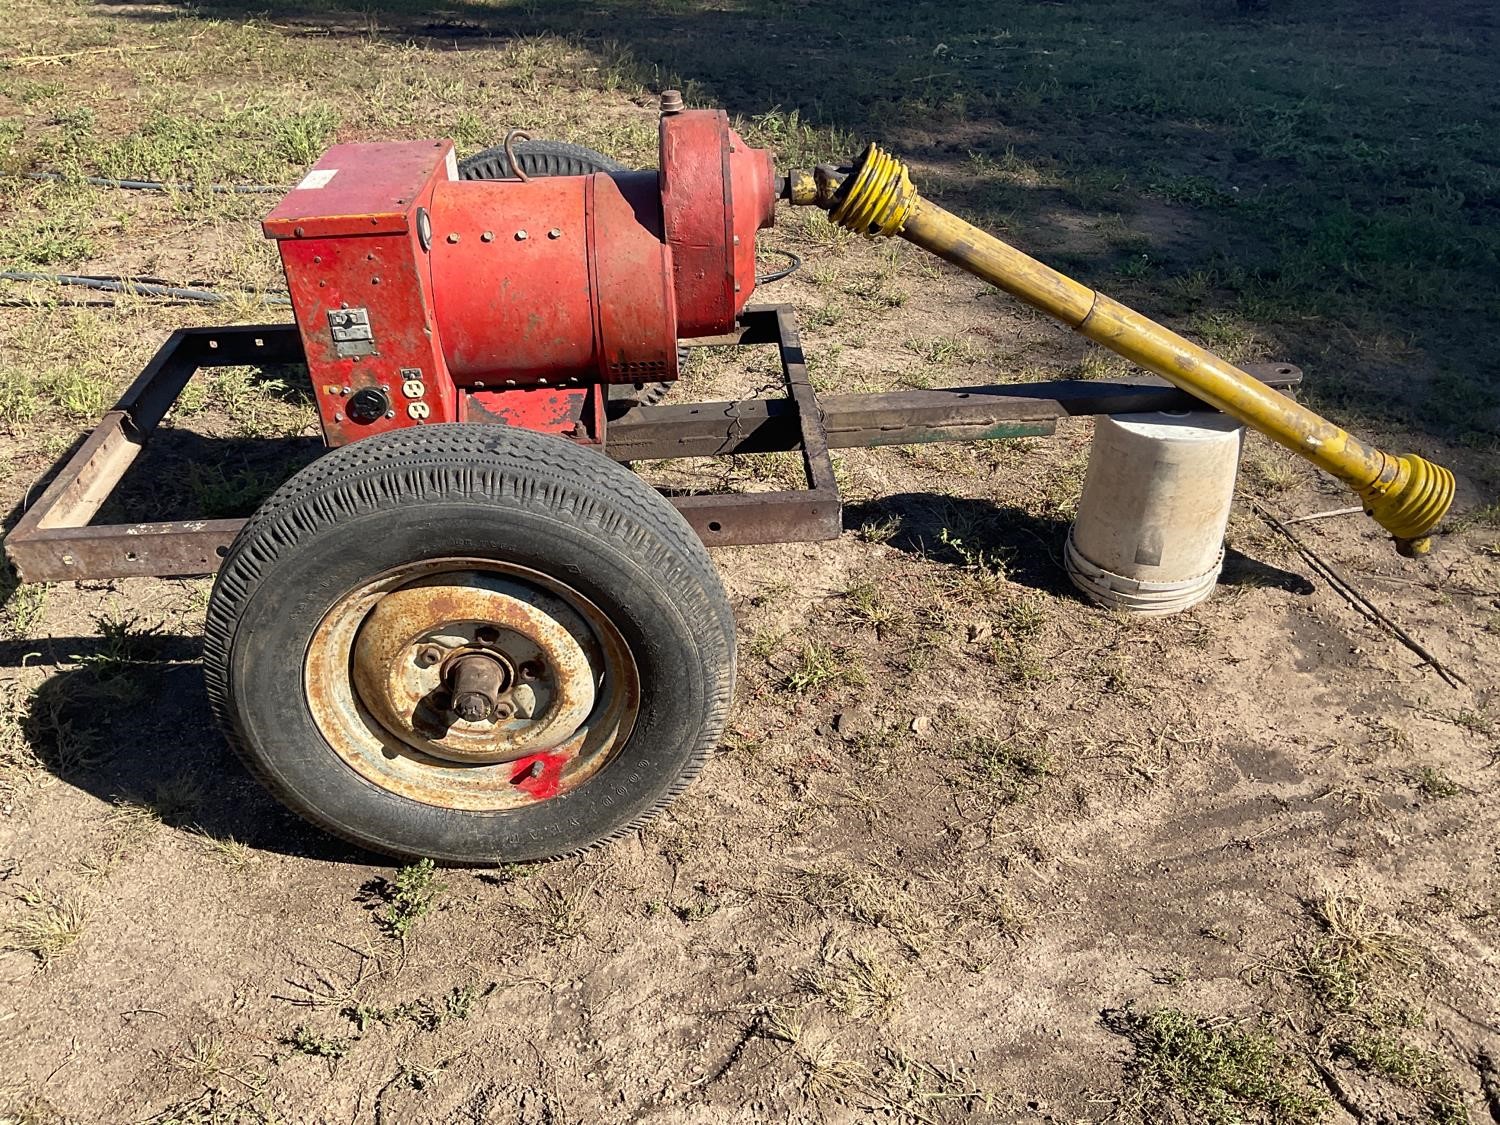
[349,571,599,765]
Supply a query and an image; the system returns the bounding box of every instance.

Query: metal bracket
[667,306,842,546]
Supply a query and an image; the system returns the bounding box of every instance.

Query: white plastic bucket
[1065,411,1244,616]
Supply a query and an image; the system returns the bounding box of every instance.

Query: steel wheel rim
[304,558,639,812]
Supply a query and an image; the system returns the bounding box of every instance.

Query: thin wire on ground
[1247,496,1466,689]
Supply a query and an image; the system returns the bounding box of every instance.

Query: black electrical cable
[755,247,802,285]
[24,171,286,194]
[25,168,806,284]
[0,271,291,305]
[7,250,798,306]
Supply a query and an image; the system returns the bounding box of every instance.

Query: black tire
[459,138,670,417]
[203,424,735,864]
[605,373,676,417]
[457,138,626,181]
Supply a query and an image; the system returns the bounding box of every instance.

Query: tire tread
[203,425,734,863]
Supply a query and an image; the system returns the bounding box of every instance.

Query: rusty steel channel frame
[3,305,1302,583]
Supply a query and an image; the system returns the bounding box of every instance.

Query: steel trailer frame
[4,305,1301,584]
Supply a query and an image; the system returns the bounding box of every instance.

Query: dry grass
[4,885,86,966]
[799,943,905,1018]
[776,865,933,955]
[1290,889,1419,1014]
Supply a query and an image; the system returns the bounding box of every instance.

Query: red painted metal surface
[467,384,605,444]
[264,140,456,238]
[659,110,777,337]
[265,106,775,450]
[266,142,459,446]
[509,751,567,800]
[429,176,596,383]
[589,171,679,384]
[428,172,677,386]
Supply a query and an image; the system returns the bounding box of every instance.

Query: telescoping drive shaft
[786,146,1454,556]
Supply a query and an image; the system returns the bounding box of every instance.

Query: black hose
[24,171,286,194]
[0,271,291,305]
[755,248,802,286]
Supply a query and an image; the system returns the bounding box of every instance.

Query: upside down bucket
[1065,411,1245,615]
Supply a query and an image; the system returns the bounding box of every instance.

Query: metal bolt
[417,645,444,667]
[481,231,494,243]
[293,226,304,238]
[453,693,491,723]
[492,701,515,721]
[515,230,528,241]
[371,276,380,285]
[446,232,460,244]
[547,228,562,240]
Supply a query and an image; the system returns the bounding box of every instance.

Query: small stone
[832,705,870,742]
[911,715,933,737]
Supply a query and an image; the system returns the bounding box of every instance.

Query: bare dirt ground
[1,1,1498,1122]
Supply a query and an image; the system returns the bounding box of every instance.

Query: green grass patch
[1110,1005,1329,1125]
[32,99,339,186]
[363,859,449,941]
[1335,1033,1469,1125]
[958,735,1051,804]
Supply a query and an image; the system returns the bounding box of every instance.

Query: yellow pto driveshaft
[787,146,1454,556]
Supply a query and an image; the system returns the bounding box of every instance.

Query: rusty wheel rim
[304,558,639,812]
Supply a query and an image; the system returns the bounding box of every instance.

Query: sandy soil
[1,3,1498,1122]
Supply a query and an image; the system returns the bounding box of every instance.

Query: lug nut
[417,645,444,666]
[492,701,515,721]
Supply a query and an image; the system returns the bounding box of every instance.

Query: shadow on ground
[17,655,376,864]
[845,493,1313,597]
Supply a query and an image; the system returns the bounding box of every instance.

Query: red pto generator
[267,108,775,448]
[5,96,1452,864]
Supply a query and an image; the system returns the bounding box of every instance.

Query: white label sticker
[296,168,339,190]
